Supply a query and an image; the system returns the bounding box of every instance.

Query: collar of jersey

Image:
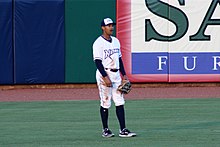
[101,35,112,43]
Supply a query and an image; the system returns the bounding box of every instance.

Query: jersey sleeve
[115,37,122,58]
[93,38,103,61]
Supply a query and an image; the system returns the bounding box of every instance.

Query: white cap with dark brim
[101,18,116,26]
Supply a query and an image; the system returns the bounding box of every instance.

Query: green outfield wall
[65,0,116,83]
[2,0,219,84]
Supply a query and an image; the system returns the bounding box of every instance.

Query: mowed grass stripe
[0,98,219,147]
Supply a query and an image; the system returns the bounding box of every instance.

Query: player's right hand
[103,76,112,87]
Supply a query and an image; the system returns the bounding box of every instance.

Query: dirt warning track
[0,84,220,102]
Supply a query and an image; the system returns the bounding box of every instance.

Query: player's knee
[115,100,125,107]
[101,104,111,109]
[101,100,111,109]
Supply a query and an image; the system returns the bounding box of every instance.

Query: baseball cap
[101,18,116,26]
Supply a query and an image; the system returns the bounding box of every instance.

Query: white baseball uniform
[93,36,125,109]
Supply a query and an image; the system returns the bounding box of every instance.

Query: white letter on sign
[157,56,168,70]
[183,56,197,71]
[212,56,220,70]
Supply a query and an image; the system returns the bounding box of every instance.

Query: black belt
[105,68,119,72]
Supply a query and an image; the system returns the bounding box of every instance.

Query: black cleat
[102,128,115,138]
[119,128,136,137]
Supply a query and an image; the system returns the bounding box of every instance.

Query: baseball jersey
[93,36,122,69]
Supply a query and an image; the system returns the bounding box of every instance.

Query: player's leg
[100,106,114,138]
[116,105,126,130]
[96,71,114,137]
[100,106,109,130]
[97,84,114,137]
[112,82,136,137]
[111,83,126,130]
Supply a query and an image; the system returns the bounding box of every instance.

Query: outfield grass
[0,98,219,147]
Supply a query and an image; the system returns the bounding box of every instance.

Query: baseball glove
[117,80,132,94]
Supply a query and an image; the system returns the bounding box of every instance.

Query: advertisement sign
[117,0,220,82]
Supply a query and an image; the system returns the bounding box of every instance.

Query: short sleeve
[93,38,103,61]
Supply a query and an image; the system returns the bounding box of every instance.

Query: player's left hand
[117,79,132,94]
[122,75,128,81]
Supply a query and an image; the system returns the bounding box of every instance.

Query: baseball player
[92,18,136,138]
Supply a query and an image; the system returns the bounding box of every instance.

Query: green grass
[0,98,220,147]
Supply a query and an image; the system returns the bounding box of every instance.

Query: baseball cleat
[102,128,115,138]
[119,128,136,137]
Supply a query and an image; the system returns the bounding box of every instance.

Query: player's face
[102,24,114,36]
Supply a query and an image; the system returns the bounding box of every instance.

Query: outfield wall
[118,0,220,82]
[0,0,65,84]
[0,0,13,84]
[65,0,116,83]
[1,0,220,84]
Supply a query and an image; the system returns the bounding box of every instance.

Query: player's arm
[94,59,112,87]
[119,57,128,80]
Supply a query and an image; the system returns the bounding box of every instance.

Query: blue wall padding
[0,0,13,84]
[14,0,65,84]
